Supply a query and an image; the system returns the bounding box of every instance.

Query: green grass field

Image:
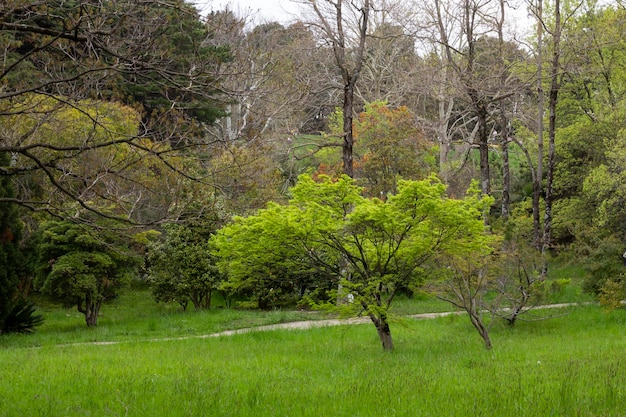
[2,277,626,417]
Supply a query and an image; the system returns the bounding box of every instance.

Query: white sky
[195,0,535,37]
[196,0,304,24]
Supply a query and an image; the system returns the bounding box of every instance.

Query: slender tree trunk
[310,0,369,179]
[543,0,561,262]
[469,313,492,350]
[501,117,510,219]
[476,101,491,196]
[534,0,545,248]
[436,41,452,182]
[497,0,509,219]
[343,80,356,178]
[505,288,530,326]
[369,313,394,351]
[463,0,490,196]
[438,98,452,182]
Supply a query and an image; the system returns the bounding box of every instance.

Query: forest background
[1,0,626,350]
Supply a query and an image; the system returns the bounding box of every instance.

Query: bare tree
[427,253,497,350]
[299,0,372,177]
[530,0,545,246]
[413,0,532,204]
[432,0,499,195]
[355,19,422,107]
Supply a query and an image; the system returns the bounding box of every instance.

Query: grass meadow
[2,275,625,417]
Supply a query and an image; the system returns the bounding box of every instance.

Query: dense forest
[1,0,625,349]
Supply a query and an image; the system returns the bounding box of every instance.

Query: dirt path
[68,302,586,347]
[202,302,583,339]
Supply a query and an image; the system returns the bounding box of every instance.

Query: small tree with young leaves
[353,101,434,198]
[427,248,500,350]
[212,174,494,351]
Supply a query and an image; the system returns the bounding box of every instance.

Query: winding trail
[75,302,584,347]
[203,302,581,337]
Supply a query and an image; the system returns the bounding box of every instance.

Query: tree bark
[369,313,394,351]
[343,80,356,178]
[542,0,561,262]
[469,312,492,350]
[463,289,493,350]
[501,118,510,219]
[534,0,545,248]
[475,100,491,196]
[497,0,510,219]
[78,295,100,327]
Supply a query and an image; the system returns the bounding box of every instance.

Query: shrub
[1,297,44,334]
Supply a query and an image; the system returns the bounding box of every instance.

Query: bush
[1,297,44,334]
[581,236,626,295]
[549,278,571,295]
[599,279,626,310]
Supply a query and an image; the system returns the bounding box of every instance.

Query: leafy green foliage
[353,101,435,197]
[36,220,140,326]
[212,174,496,350]
[1,1,231,224]
[0,157,22,327]
[1,297,43,334]
[319,103,436,197]
[147,217,223,310]
[213,201,330,310]
[544,6,626,303]
[580,236,626,297]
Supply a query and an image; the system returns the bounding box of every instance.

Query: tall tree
[300,0,372,177]
[530,0,546,245]
[417,0,530,203]
[540,0,583,259]
[431,0,496,195]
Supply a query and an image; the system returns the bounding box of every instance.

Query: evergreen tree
[36,219,140,327]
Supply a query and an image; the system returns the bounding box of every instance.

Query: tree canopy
[36,219,141,326]
[147,214,223,311]
[212,174,496,350]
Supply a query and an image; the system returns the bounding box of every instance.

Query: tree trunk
[85,308,99,327]
[532,179,542,248]
[534,0,545,247]
[343,80,355,178]
[78,295,101,327]
[477,103,491,196]
[543,0,561,265]
[437,100,452,183]
[497,0,509,219]
[369,313,394,351]
[192,289,212,310]
[501,114,510,219]
[469,312,492,350]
